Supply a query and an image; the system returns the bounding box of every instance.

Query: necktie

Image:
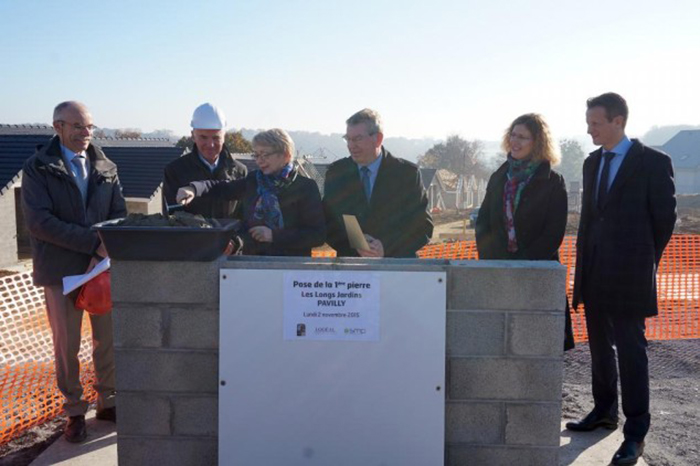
[360,166,371,201]
[597,151,615,210]
[72,155,88,203]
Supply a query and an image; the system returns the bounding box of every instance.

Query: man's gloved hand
[176,186,196,205]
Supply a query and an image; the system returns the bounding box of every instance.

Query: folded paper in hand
[62,257,111,295]
[342,214,370,251]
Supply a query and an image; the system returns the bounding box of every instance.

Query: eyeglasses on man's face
[57,120,97,132]
[342,133,376,144]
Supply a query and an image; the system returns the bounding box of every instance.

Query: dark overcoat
[193,171,325,256]
[476,161,567,260]
[572,140,676,317]
[477,159,573,349]
[322,148,433,258]
[21,136,127,286]
[162,145,247,218]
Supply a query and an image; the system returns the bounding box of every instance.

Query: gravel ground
[0,417,63,466]
[563,339,700,466]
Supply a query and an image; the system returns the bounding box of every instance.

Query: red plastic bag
[76,271,113,315]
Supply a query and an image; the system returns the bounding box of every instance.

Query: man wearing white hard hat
[162,103,247,219]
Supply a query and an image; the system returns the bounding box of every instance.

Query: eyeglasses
[252,151,280,161]
[342,133,376,144]
[509,133,532,142]
[57,121,97,132]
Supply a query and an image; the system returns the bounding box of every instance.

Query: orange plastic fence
[0,272,96,445]
[315,235,700,342]
[1,235,698,445]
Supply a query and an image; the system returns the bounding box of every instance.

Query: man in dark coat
[21,101,126,443]
[162,103,247,219]
[567,93,676,465]
[323,108,433,258]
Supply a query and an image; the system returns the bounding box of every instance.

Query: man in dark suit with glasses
[323,108,433,258]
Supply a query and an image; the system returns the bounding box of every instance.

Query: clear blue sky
[1,0,698,142]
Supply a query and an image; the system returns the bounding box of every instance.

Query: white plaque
[219,268,446,466]
[283,271,380,341]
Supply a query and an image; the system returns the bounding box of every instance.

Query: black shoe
[96,406,116,423]
[565,411,618,431]
[64,415,87,443]
[612,440,644,465]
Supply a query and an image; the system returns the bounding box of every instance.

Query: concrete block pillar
[110,257,566,466]
[445,260,566,465]
[111,259,222,466]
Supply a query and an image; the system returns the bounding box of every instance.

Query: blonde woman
[476,113,574,349]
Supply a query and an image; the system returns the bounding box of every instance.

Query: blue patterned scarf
[249,163,296,229]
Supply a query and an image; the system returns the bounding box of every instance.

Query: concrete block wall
[125,195,161,215]
[111,260,222,466]
[111,258,565,466]
[446,260,566,466]
[0,190,18,267]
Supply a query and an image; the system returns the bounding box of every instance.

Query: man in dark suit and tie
[567,93,676,465]
[323,108,433,258]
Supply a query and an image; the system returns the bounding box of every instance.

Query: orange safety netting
[1,235,699,445]
[314,235,700,342]
[0,272,96,445]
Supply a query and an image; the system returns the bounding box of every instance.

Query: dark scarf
[503,155,540,253]
[248,163,296,230]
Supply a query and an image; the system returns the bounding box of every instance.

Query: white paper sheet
[283,271,381,341]
[62,257,111,295]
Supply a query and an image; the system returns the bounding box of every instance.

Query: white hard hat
[190,103,227,130]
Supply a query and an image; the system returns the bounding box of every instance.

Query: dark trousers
[581,221,651,441]
[584,306,650,441]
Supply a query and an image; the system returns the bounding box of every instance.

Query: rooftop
[0,131,181,198]
[661,129,700,169]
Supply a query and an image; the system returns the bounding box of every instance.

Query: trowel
[166,203,186,214]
